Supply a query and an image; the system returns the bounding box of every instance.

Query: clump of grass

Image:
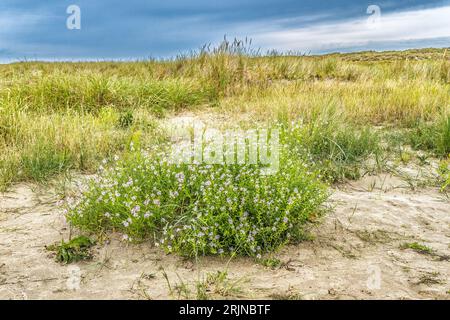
[46,236,95,264]
[283,114,381,183]
[259,257,282,269]
[438,157,450,191]
[400,242,434,255]
[118,110,134,129]
[160,268,192,300]
[20,142,73,181]
[161,267,244,300]
[403,115,450,157]
[270,286,303,300]
[196,271,244,300]
[416,272,445,286]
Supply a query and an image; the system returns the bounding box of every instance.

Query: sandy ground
[1,171,449,300]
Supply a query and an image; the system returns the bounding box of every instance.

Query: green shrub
[65,143,328,258]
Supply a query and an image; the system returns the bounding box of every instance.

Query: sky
[0,0,449,62]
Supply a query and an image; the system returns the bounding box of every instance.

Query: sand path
[1,172,449,300]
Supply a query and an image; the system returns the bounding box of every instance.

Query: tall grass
[404,114,450,157]
[282,113,381,182]
[0,107,163,190]
[0,45,449,190]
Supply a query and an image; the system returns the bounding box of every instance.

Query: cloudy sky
[0,0,449,62]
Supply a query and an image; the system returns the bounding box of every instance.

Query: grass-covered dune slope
[1,45,449,258]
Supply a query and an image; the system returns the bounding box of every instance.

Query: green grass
[260,257,283,269]
[0,107,164,191]
[403,115,450,157]
[1,47,449,190]
[437,157,450,191]
[161,268,245,300]
[400,242,434,255]
[282,112,382,182]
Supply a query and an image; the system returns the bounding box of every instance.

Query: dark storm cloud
[0,0,448,62]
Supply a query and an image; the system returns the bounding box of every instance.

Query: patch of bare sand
[0,174,449,300]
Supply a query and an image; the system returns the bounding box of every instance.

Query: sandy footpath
[0,173,449,300]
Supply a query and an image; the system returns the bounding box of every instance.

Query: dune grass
[0,46,449,193]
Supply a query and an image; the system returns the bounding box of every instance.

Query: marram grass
[0,47,448,192]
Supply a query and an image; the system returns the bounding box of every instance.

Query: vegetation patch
[282,114,381,183]
[438,156,450,191]
[1,47,449,191]
[161,268,244,300]
[270,286,303,300]
[403,115,450,157]
[46,236,96,264]
[400,242,434,255]
[65,137,328,258]
[259,257,283,270]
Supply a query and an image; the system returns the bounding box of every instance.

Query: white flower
[131,205,140,215]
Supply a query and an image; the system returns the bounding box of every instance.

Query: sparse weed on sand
[46,236,96,264]
[161,267,245,300]
[400,242,434,255]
